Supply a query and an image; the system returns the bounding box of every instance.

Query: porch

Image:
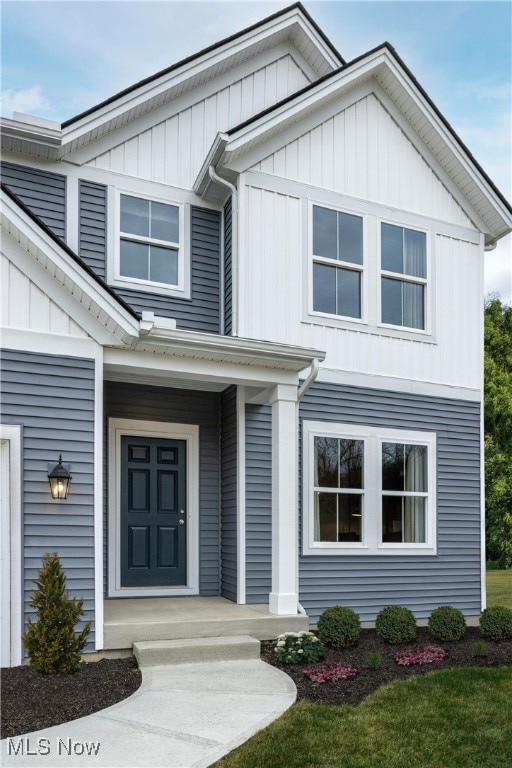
[103,596,309,649]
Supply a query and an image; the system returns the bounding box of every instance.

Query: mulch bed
[2,629,511,739]
[261,626,512,706]
[1,657,141,739]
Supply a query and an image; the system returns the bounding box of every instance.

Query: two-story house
[1,3,511,666]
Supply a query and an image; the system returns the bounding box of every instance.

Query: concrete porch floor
[103,596,309,650]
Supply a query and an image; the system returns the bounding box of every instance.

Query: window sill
[302,313,437,343]
[302,543,437,556]
[109,276,191,299]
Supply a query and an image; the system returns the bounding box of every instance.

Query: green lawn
[487,570,512,609]
[215,668,512,768]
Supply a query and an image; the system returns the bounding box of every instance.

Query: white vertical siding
[240,185,482,390]
[0,253,89,338]
[89,55,310,188]
[252,93,474,228]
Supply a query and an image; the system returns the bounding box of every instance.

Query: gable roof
[62,2,344,129]
[195,43,512,244]
[1,184,141,345]
[0,3,342,161]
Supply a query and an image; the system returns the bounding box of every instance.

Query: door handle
[179,519,185,526]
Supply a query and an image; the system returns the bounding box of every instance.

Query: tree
[23,552,91,674]
[484,297,512,567]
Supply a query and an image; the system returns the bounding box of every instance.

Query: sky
[1,0,511,303]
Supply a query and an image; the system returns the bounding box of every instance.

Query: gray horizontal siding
[113,206,221,333]
[79,180,107,279]
[220,386,237,601]
[299,382,482,622]
[223,198,232,336]
[104,382,221,596]
[245,404,272,603]
[1,161,66,239]
[0,349,96,648]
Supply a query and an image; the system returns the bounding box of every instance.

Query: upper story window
[312,205,363,320]
[109,191,189,297]
[381,223,427,330]
[120,194,181,287]
[303,421,437,556]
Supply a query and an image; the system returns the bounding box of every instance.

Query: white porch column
[268,384,298,615]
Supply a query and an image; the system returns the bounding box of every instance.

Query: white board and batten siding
[88,54,310,189]
[1,252,90,339]
[238,93,484,393]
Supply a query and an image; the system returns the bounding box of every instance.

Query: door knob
[179,519,185,526]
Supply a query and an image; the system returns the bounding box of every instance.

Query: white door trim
[108,418,200,597]
[0,425,22,667]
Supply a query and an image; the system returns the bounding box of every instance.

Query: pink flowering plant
[274,631,324,664]
[394,645,447,666]
[304,662,358,684]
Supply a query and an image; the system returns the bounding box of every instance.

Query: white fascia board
[0,117,62,148]
[138,324,325,371]
[223,48,511,240]
[225,49,386,153]
[59,9,330,148]
[193,133,229,197]
[379,55,512,240]
[1,193,139,346]
[105,348,302,389]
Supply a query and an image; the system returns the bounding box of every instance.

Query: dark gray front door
[121,436,187,587]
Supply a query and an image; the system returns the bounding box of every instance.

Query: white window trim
[377,219,431,335]
[307,200,368,325]
[108,418,199,597]
[109,189,191,298]
[302,420,437,556]
[0,425,22,667]
[303,198,437,343]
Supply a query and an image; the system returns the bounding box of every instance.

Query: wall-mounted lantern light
[48,455,72,499]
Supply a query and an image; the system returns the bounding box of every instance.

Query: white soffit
[1,190,140,346]
[218,47,512,242]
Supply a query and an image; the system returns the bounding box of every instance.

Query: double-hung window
[303,422,436,555]
[118,194,183,290]
[312,205,363,319]
[381,223,427,330]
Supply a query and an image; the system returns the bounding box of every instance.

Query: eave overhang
[1,4,342,163]
[1,186,141,347]
[196,45,512,245]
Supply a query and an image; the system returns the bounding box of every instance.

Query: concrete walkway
[1,659,296,768]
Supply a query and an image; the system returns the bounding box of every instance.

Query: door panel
[121,436,186,587]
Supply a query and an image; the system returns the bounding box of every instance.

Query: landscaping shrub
[479,606,512,641]
[428,605,466,641]
[375,605,417,644]
[23,552,91,674]
[316,606,361,648]
[274,631,324,664]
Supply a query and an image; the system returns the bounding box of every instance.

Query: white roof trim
[201,47,511,242]
[1,190,140,347]
[1,6,341,162]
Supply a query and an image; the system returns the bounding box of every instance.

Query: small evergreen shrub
[316,606,361,648]
[23,552,91,674]
[479,606,512,641]
[375,606,417,644]
[428,605,466,641]
[274,631,324,664]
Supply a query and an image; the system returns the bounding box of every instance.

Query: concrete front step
[104,597,309,649]
[133,635,261,667]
